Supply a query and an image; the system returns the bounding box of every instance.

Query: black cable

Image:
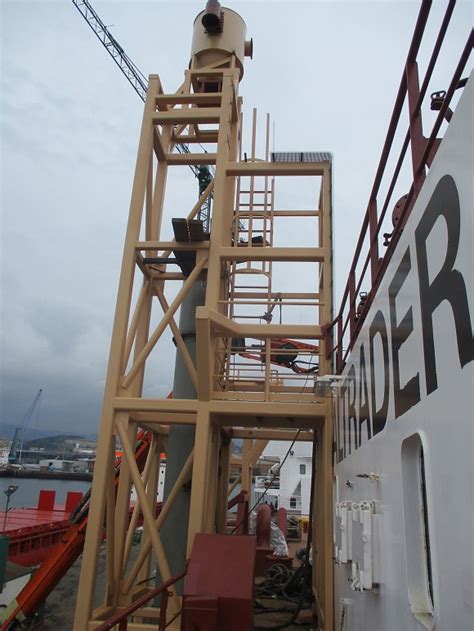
[254,561,313,630]
[254,577,312,629]
[230,430,300,534]
[255,564,292,598]
[290,362,318,374]
[292,359,318,366]
[253,434,318,630]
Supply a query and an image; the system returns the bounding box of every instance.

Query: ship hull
[333,73,473,630]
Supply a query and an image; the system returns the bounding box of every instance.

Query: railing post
[368,199,379,284]
[406,60,426,196]
[322,323,332,362]
[349,270,356,346]
[159,590,169,631]
[336,315,343,373]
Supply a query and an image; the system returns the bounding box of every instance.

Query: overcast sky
[0,0,472,435]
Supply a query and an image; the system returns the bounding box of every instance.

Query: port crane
[72,0,214,229]
[8,389,43,464]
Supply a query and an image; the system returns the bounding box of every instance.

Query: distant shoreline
[0,467,92,481]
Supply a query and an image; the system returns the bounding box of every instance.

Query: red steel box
[182,533,256,631]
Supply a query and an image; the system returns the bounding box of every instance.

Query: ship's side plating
[333,69,473,630]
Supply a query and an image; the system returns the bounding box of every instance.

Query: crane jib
[72,0,214,201]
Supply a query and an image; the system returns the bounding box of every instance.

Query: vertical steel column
[74,76,161,628]
[160,280,206,589]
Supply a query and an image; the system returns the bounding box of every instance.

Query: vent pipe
[202,0,223,34]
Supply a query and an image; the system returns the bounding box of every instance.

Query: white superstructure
[255,441,313,514]
[0,447,9,466]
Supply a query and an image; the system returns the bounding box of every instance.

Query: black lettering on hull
[369,310,390,436]
[389,247,421,418]
[334,174,473,464]
[415,175,474,395]
[358,343,371,446]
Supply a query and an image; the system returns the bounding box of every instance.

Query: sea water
[0,477,90,509]
[0,477,251,512]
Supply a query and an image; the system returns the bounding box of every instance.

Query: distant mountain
[0,421,84,443]
[82,432,98,440]
[232,439,243,455]
[23,434,84,450]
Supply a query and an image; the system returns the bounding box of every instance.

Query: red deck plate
[183,533,256,631]
[0,508,69,533]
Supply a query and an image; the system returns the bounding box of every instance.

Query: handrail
[227,491,248,511]
[328,0,473,371]
[94,569,187,631]
[96,490,248,629]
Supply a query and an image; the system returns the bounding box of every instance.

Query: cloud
[1,0,470,436]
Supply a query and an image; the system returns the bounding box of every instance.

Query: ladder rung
[236,229,265,234]
[237,203,269,207]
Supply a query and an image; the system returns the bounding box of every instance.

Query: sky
[0,0,472,435]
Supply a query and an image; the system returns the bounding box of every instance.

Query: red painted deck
[0,490,83,567]
[2,507,70,532]
[1,489,160,567]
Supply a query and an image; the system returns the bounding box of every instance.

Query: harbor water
[0,476,249,512]
[0,476,90,509]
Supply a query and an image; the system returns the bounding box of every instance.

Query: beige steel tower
[74,3,334,629]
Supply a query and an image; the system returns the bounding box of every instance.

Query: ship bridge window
[299,464,306,475]
[401,433,435,628]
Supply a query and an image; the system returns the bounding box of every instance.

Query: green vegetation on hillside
[23,434,83,450]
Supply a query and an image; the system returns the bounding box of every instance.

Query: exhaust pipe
[201,0,223,34]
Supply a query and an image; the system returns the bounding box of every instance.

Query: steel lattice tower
[74,5,334,629]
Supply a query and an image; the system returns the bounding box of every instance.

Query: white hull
[333,75,473,630]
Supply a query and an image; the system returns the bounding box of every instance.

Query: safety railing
[219,341,319,397]
[326,0,473,371]
[94,569,187,631]
[94,489,255,630]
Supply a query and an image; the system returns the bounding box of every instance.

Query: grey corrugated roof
[271,151,333,163]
